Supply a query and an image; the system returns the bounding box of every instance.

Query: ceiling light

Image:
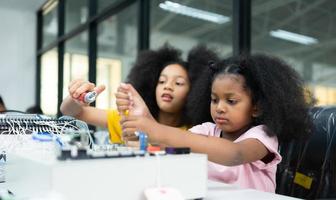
[270,29,318,45]
[159,1,230,24]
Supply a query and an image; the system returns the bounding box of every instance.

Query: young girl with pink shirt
[116,54,313,193]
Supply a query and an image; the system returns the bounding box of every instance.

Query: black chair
[276,106,336,199]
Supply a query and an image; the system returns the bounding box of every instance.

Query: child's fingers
[115,91,130,99]
[117,106,130,115]
[116,93,132,110]
[120,115,136,124]
[94,85,106,95]
[126,84,142,100]
[120,116,141,131]
[117,83,130,94]
[123,134,139,141]
[68,79,82,89]
[116,100,130,110]
[116,99,131,108]
[68,79,84,96]
[73,82,95,99]
[122,128,137,137]
[118,82,130,90]
[115,90,133,114]
[118,83,134,100]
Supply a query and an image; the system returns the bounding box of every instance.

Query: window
[38,0,138,116]
[65,0,87,33]
[150,0,233,57]
[40,48,58,116]
[96,3,138,109]
[63,31,89,98]
[252,0,336,105]
[42,1,58,48]
[97,0,119,13]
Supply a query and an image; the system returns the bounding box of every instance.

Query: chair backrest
[276,106,336,199]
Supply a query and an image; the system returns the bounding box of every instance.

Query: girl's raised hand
[115,83,152,119]
[68,79,105,105]
[116,83,158,142]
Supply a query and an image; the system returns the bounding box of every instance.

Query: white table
[206,180,300,200]
[0,179,300,200]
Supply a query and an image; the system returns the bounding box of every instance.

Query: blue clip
[138,132,148,151]
[32,131,53,142]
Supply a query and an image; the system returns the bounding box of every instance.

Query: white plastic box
[6,152,207,200]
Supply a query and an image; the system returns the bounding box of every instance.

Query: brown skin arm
[121,116,268,166]
[60,79,108,128]
[60,96,108,128]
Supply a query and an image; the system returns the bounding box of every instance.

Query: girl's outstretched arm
[122,116,268,166]
[117,84,268,166]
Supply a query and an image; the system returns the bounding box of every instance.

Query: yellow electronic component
[124,110,129,116]
[293,171,313,189]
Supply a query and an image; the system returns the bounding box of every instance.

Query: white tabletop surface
[0,180,300,200]
[206,180,300,200]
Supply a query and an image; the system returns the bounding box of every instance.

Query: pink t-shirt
[189,123,282,193]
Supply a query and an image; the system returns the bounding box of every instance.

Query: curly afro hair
[185,45,220,125]
[126,44,220,126]
[194,53,314,141]
[126,44,185,121]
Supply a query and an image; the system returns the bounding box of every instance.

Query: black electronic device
[165,147,190,154]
